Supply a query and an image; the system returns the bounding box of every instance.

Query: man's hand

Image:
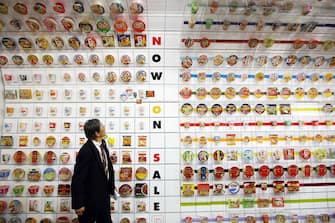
[75,207,85,216]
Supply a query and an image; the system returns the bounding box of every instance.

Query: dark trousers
[78,209,112,223]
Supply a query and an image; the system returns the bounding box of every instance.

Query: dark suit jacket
[71,139,115,212]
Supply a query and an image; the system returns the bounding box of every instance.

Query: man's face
[97,122,106,138]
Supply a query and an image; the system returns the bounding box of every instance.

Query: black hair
[84,119,101,140]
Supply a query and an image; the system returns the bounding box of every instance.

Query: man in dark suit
[71,119,115,223]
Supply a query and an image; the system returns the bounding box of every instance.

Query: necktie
[100,143,108,177]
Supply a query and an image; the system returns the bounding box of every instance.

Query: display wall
[0,0,335,223]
